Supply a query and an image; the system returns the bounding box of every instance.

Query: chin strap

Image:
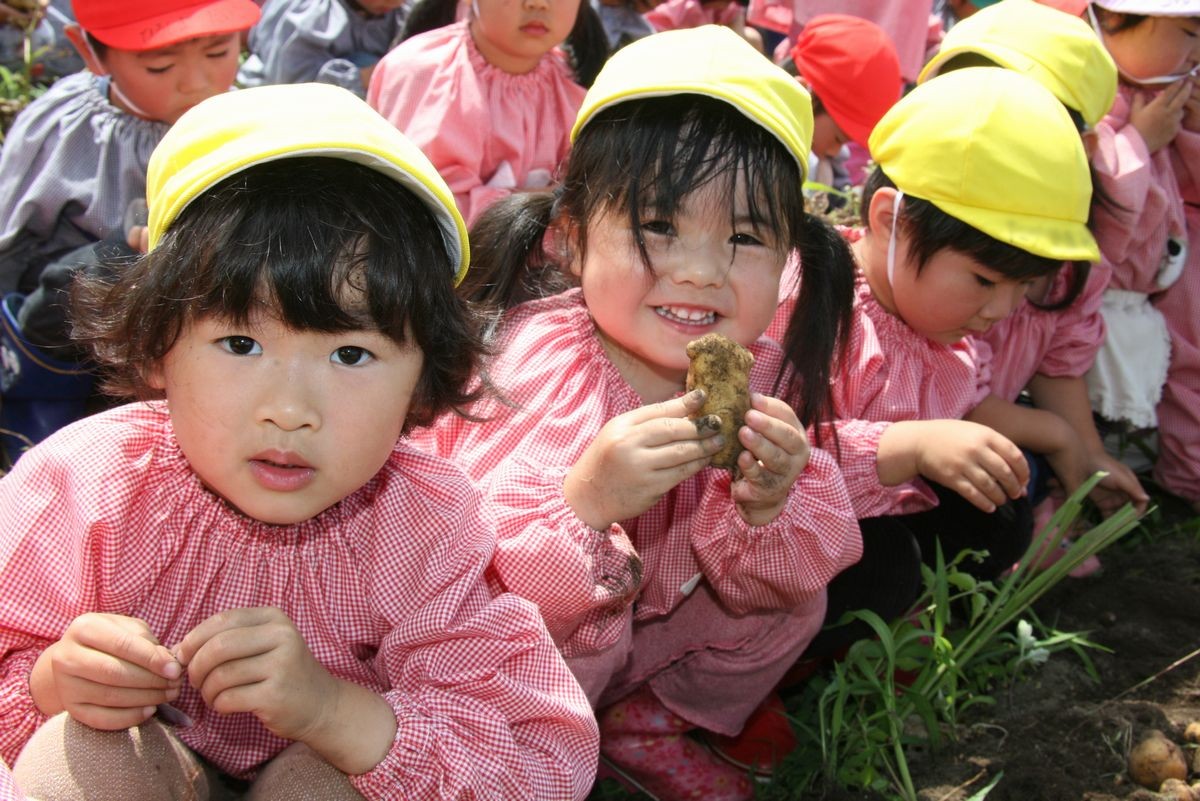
[886,189,904,289]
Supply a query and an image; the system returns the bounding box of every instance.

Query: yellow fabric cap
[918,0,1117,127]
[571,26,814,181]
[869,69,1100,262]
[146,83,470,285]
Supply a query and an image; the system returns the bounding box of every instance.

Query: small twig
[1110,645,1200,703]
[934,766,989,801]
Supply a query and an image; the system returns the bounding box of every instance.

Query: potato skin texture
[1128,730,1189,790]
[685,333,754,471]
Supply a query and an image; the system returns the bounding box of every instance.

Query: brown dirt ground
[809,487,1200,801]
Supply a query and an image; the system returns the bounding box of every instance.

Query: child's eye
[640,220,674,236]
[206,49,230,59]
[219,336,261,356]
[331,346,374,366]
[974,275,996,289]
[730,232,765,247]
[145,64,173,74]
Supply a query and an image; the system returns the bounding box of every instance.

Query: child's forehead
[131,31,238,56]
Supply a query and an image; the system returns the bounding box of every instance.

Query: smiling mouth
[655,306,717,326]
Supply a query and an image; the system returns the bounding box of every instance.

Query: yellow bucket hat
[869,69,1100,262]
[571,25,814,181]
[146,83,470,285]
[918,0,1117,127]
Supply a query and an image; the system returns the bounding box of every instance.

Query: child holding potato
[0,83,598,801]
[411,26,862,800]
[771,69,1104,659]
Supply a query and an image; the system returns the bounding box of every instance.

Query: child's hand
[1130,79,1191,153]
[564,389,724,530]
[1083,451,1150,517]
[30,613,182,730]
[911,420,1029,513]
[731,393,810,526]
[1182,76,1200,133]
[175,607,337,742]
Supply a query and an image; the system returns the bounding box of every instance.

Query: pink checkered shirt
[408,290,862,660]
[0,403,599,799]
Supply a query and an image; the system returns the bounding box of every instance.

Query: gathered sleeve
[686,446,861,613]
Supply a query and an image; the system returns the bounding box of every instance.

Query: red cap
[790,14,903,148]
[72,0,261,51]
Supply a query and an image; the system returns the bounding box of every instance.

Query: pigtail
[777,213,856,445]
[462,192,574,316]
[564,2,610,87]
[397,0,459,43]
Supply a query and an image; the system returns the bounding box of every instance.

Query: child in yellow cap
[0,83,599,800]
[918,0,1147,573]
[410,25,861,800]
[769,68,1103,663]
[1084,0,1200,513]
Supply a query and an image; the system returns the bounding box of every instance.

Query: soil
[812,488,1200,801]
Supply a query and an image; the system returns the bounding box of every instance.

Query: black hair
[84,32,108,59]
[861,167,1063,283]
[1091,7,1149,33]
[398,0,609,87]
[73,158,486,431]
[464,94,855,432]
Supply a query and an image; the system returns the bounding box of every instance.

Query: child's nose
[665,246,729,288]
[255,363,322,432]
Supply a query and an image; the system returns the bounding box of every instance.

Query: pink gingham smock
[1090,83,1200,500]
[0,761,19,801]
[768,240,988,519]
[0,402,599,800]
[366,21,585,226]
[981,262,1109,404]
[407,290,861,714]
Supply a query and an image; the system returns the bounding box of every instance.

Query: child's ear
[64,24,107,76]
[865,186,899,238]
[550,214,584,278]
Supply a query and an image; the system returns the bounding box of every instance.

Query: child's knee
[247,743,365,801]
[13,713,209,801]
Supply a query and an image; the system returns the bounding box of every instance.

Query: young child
[0,0,260,453]
[1083,0,1200,511]
[918,0,1148,560]
[0,83,599,800]
[770,68,1102,659]
[236,0,407,97]
[785,13,902,187]
[412,26,862,800]
[367,0,607,226]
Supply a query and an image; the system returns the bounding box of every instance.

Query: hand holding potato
[729,393,811,526]
[564,390,724,530]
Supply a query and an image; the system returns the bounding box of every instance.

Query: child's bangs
[159,159,449,343]
[572,96,803,252]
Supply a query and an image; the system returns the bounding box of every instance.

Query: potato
[1185,722,1200,744]
[1128,730,1189,790]
[1159,778,1197,801]
[685,333,753,472]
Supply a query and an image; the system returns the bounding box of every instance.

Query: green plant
[0,11,48,142]
[765,474,1144,801]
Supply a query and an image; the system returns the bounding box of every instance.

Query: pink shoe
[599,688,754,801]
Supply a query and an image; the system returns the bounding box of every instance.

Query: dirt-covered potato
[685,333,753,471]
[1128,730,1189,790]
[1158,778,1198,801]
